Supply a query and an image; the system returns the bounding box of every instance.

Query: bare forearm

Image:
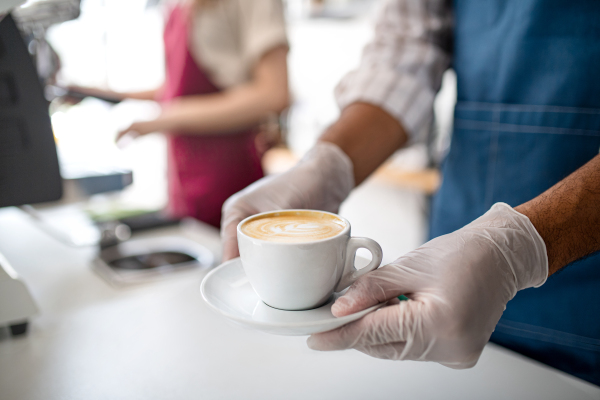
[151,84,288,134]
[319,103,408,184]
[146,46,289,135]
[515,154,600,275]
[121,88,161,101]
[68,85,161,101]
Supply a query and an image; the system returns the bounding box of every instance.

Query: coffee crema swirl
[241,214,346,243]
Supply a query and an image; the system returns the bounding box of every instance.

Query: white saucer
[200,258,382,336]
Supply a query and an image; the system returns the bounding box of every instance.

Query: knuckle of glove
[432,317,489,367]
[360,265,404,295]
[340,307,397,348]
[337,270,399,314]
[357,343,406,360]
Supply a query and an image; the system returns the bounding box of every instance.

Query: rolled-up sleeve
[335,0,453,140]
[240,0,289,70]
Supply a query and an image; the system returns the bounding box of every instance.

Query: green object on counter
[398,295,409,301]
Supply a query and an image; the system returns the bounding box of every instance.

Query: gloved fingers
[439,359,478,370]
[221,179,277,259]
[355,342,407,360]
[221,225,241,261]
[332,264,417,317]
[308,301,419,351]
[220,206,244,261]
[386,297,400,306]
[356,345,479,368]
[220,196,255,261]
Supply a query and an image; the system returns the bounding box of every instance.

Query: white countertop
[0,207,598,400]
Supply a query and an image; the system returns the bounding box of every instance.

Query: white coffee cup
[237,210,383,311]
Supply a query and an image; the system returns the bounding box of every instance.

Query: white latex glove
[307,203,548,368]
[221,142,354,260]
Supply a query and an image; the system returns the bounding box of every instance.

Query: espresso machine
[0,8,63,335]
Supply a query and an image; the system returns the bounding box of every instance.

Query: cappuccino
[238,209,383,310]
[241,211,346,243]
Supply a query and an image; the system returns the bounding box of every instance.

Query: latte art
[241,214,346,243]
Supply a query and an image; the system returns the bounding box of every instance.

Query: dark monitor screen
[0,14,62,207]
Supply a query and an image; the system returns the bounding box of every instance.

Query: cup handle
[335,237,383,292]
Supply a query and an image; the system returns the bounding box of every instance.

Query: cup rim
[237,209,350,245]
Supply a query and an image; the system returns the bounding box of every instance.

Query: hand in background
[65,85,125,104]
[308,203,548,368]
[115,121,158,146]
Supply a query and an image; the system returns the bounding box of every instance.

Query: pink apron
[161,4,264,228]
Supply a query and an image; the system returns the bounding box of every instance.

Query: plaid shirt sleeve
[335,0,453,140]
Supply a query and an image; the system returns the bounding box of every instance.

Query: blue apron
[430,0,600,385]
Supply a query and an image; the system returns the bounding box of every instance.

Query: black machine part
[0,14,62,208]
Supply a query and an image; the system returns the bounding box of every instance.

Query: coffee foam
[241,211,346,243]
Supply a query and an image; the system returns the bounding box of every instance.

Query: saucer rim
[200,257,382,330]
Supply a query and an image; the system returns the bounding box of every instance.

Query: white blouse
[186,0,288,89]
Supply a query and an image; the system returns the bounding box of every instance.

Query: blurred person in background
[221,0,600,385]
[73,0,289,228]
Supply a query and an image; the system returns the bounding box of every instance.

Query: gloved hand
[221,141,355,261]
[307,203,548,368]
